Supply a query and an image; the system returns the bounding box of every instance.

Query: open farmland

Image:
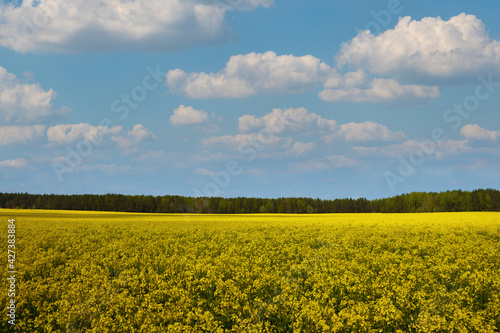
[1,209,500,332]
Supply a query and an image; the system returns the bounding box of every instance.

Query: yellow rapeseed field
[1,209,499,332]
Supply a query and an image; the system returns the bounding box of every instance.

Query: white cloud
[79,163,133,174]
[204,107,409,163]
[202,133,283,150]
[203,133,317,160]
[289,155,358,173]
[354,139,468,158]
[326,155,358,168]
[319,78,439,104]
[167,50,440,104]
[0,158,28,169]
[238,115,263,132]
[289,160,329,173]
[460,124,500,141]
[337,13,500,82]
[170,105,208,126]
[47,123,155,154]
[166,51,333,98]
[239,107,338,133]
[0,125,45,146]
[460,159,487,171]
[353,140,418,157]
[323,121,405,143]
[0,66,69,123]
[0,0,274,53]
[194,168,217,176]
[111,124,157,155]
[288,142,316,156]
[434,140,469,158]
[47,123,122,144]
[137,150,165,161]
[323,69,368,89]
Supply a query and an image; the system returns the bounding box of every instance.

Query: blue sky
[0,0,499,199]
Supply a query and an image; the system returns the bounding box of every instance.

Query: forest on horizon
[1,189,499,214]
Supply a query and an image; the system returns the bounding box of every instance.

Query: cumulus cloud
[194,168,217,176]
[0,158,28,169]
[0,0,274,53]
[111,124,157,155]
[354,139,468,158]
[434,139,469,157]
[337,13,500,83]
[354,140,422,157]
[166,49,441,104]
[47,123,156,154]
[289,160,329,173]
[166,51,333,98]
[239,107,338,133]
[47,123,122,144]
[460,124,500,141]
[202,133,284,150]
[288,142,316,156]
[0,66,69,123]
[0,125,45,146]
[323,121,406,143]
[170,105,208,126]
[137,150,166,161]
[319,78,439,104]
[289,154,357,173]
[204,107,407,162]
[79,163,133,174]
[326,155,358,168]
[323,69,368,89]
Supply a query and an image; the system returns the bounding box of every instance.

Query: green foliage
[0,189,499,214]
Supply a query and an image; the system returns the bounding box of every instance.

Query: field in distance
[1,209,499,332]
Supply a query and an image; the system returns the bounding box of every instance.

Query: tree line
[0,189,499,214]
